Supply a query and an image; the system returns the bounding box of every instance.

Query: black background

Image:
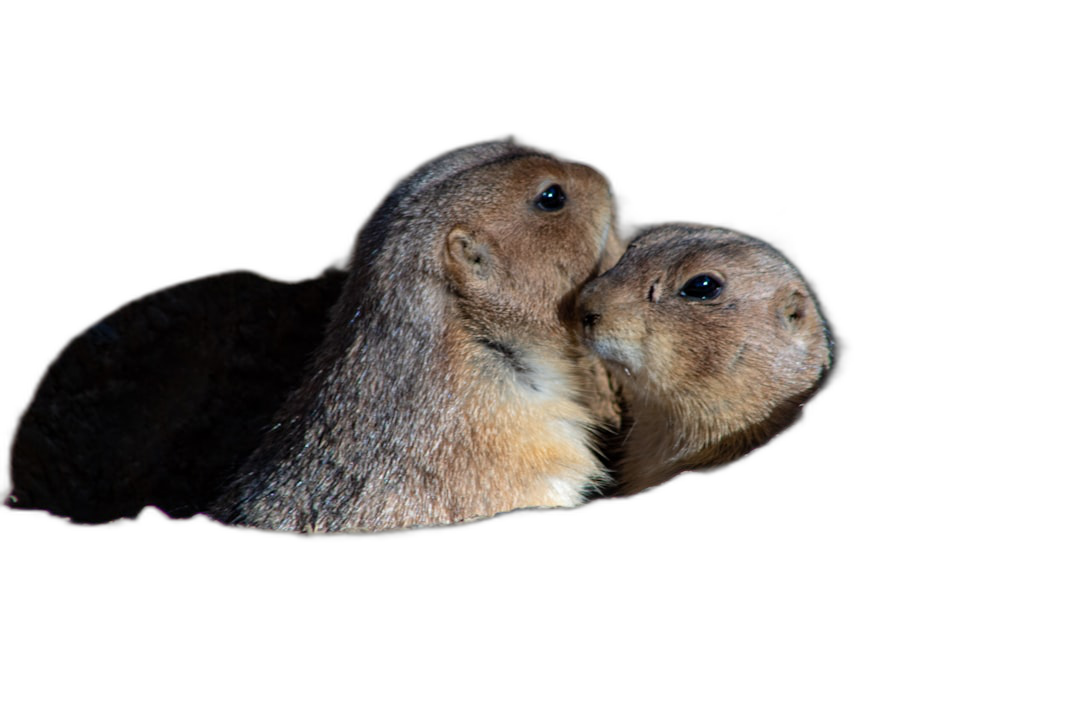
[6,32,920,608]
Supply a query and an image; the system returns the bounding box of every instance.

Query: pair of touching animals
[7,140,833,532]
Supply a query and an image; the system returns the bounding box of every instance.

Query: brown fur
[577,224,833,495]
[210,141,616,531]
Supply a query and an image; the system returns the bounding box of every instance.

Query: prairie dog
[211,141,617,531]
[577,224,832,495]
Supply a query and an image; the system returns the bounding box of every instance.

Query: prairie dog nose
[576,287,603,331]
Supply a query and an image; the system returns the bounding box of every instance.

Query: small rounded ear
[778,287,813,332]
[445,227,493,285]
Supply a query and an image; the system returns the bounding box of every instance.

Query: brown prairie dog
[210,140,618,531]
[577,223,833,495]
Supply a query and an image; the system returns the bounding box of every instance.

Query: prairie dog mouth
[585,336,643,377]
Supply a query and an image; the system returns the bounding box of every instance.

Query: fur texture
[577,224,834,495]
[210,142,617,531]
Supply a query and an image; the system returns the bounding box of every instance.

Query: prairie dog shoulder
[577,223,833,495]
[212,141,617,531]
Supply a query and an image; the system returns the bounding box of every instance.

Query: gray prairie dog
[210,140,617,531]
[577,224,833,495]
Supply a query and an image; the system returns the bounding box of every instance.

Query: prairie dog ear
[778,286,813,332]
[445,227,493,284]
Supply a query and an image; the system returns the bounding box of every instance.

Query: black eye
[679,274,724,301]
[534,184,566,212]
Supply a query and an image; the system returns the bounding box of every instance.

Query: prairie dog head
[577,224,832,442]
[440,155,614,337]
[341,140,622,345]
